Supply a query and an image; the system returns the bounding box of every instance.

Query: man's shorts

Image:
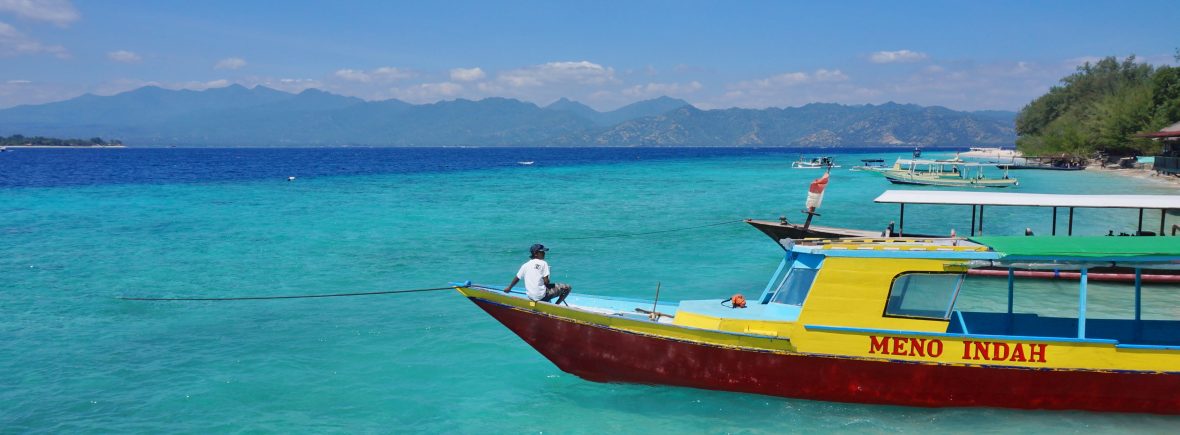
[540,283,571,303]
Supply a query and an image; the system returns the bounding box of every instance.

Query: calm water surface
[2,147,1178,432]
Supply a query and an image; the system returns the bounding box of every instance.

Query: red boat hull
[471,297,1180,414]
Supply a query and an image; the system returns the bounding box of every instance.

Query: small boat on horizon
[848,158,886,172]
[517,161,535,165]
[792,156,839,169]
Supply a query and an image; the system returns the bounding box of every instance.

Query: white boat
[517,161,535,165]
[791,156,839,169]
[849,158,886,172]
[881,159,1018,188]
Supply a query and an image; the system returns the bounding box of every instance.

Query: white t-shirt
[516,258,550,300]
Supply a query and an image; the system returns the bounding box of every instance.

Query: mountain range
[0,85,1016,147]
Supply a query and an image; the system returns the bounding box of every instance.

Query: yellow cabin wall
[795,257,962,332]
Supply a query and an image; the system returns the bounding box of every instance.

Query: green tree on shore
[1016,54,1180,156]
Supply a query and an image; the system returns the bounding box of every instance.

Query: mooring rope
[117,286,459,301]
[555,218,745,240]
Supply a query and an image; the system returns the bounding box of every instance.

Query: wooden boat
[848,159,886,172]
[454,236,1180,413]
[745,218,934,242]
[882,159,1017,188]
[873,190,1180,237]
[996,156,1086,171]
[792,156,839,169]
[750,190,1180,248]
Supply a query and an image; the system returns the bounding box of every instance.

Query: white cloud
[0,21,67,58]
[497,61,617,88]
[870,50,928,64]
[106,50,140,63]
[6,79,28,84]
[0,0,79,26]
[333,66,412,83]
[214,57,246,70]
[621,81,703,98]
[813,69,849,82]
[449,67,485,82]
[391,82,464,102]
[334,68,368,82]
[729,69,847,91]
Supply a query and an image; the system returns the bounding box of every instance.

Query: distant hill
[0,85,1016,147]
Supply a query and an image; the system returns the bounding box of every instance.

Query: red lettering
[927,339,944,357]
[909,338,926,357]
[1010,343,1027,362]
[992,342,1011,361]
[961,340,973,359]
[892,337,907,355]
[973,341,990,360]
[869,336,889,354]
[1028,343,1047,363]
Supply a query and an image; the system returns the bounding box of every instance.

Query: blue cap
[529,244,549,255]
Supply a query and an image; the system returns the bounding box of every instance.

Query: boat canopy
[972,236,1180,259]
[875,190,1180,210]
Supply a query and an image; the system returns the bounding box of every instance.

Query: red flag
[805,172,830,211]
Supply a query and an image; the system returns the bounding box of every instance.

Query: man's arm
[504,276,520,293]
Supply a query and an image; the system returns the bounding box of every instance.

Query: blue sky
[1,0,1177,111]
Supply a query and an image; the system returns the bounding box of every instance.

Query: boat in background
[517,161,535,165]
[849,159,887,172]
[996,155,1086,171]
[750,190,1180,249]
[792,156,839,169]
[882,159,1018,188]
[454,236,1180,413]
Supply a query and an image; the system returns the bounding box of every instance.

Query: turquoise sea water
[3,148,1179,432]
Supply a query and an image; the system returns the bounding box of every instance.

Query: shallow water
[2,147,1178,432]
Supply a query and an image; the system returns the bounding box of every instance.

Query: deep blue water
[0,146,949,188]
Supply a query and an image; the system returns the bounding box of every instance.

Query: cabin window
[771,268,819,306]
[885,273,964,320]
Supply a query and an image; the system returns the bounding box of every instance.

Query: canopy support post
[979,205,985,236]
[1078,268,1088,339]
[899,203,905,237]
[1138,208,1144,233]
[1007,267,1014,314]
[1161,209,1167,236]
[1052,207,1057,236]
[970,205,977,237]
[1135,268,1142,321]
[1068,207,1075,236]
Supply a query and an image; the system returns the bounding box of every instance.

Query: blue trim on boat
[1115,344,1180,350]
[792,247,1001,260]
[954,310,969,335]
[465,294,791,342]
[804,324,1120,345]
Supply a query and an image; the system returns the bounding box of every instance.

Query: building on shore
[1142,121,1180,175]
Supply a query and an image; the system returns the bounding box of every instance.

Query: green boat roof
[970,236,1180,259]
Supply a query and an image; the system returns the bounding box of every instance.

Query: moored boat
[849,158,887,172]
[792,156,839,169]
[882,159,1018,188]
[455,236,1180,413]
